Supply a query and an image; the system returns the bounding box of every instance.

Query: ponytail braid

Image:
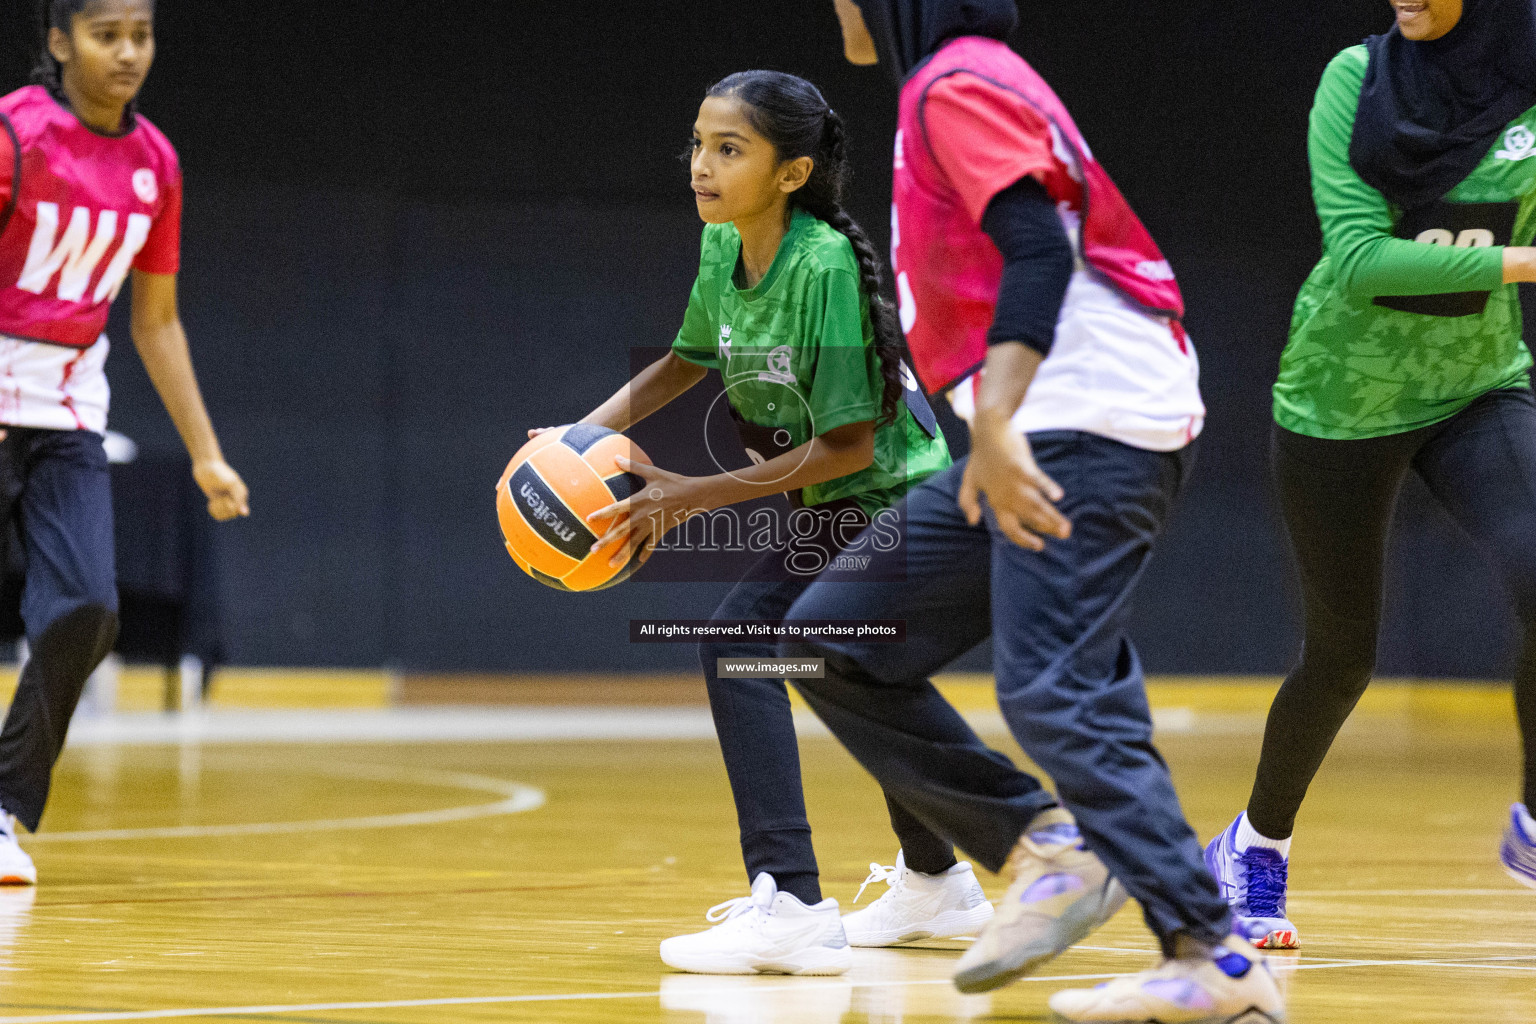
[795,110,904,428]
[708,71,907,428]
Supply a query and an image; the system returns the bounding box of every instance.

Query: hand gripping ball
[497,424,652,592]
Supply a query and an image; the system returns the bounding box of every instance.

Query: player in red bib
[780,4,1285,1022]
[0,0,248,883]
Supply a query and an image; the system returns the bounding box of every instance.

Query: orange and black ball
[497,425,652,592]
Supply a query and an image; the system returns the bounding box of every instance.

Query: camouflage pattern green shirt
[672,208,951,513]
[1274,45,1536,439]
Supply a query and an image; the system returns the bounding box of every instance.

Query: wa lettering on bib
[0,86,181,433]
[18,203,151,305]
[0,87,181,351]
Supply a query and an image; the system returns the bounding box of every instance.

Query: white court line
[1076,944,1536,972]
[0,973,1129,1024]
[61,709,724,747]
[25,763,544,843]
[1296,952,1536,964]
[54,707,1262,748]
[0,955,1531,1022]
[1290,956,1536,973]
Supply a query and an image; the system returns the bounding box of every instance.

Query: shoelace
[852,862,902,904]
[1240,848,1288,918]
[703,896,753,924]
[1030,823,1081,847]
[703,888,776,925]
[1005,825,1080,879]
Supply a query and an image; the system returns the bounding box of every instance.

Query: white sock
[1235,812,1292,858]
[1517,803,1536,832]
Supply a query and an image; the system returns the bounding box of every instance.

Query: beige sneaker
[1047,935,1285,1023]
[952,807,1126,994]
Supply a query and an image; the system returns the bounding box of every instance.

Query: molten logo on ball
[497,424,654,592]
[519,479,577,544]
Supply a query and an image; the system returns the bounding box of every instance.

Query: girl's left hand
[586,457,706,569]
[192,458,251,521]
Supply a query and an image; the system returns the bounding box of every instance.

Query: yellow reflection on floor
[0,679,1523,1022]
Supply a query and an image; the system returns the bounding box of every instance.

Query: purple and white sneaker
[1203,815,1299,950]
[952,807,1126,994]
[1500,803,1536,890]
[1048,935,1285,1024]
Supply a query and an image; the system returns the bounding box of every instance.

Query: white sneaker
[0,816,34,887]
[842,850,994,947]
[659,873,851,975]
[1047,935,1286,1023]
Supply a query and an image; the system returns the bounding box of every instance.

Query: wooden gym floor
[0,677,1529,1023]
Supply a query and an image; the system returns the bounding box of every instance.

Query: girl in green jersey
[1207,0,1536,951]
[529,71,957,975]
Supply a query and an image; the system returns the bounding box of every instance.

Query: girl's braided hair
[708,70,906,428]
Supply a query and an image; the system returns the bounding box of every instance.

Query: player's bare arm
[129,269,248,521]
[527,351,707,440]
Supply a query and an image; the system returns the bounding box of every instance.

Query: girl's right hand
[527,426,557,439]
[958,421,1071,551]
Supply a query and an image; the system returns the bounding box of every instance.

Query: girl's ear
[47,25,72,67]
[778,156,815,195]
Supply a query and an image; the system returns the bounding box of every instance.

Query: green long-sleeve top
[1274,45,1536,439]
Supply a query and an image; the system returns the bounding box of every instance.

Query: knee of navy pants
[0,429,119,831]
[786,433,1232,953]
[782,462,1056,874]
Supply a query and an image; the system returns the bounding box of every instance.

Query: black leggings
[1248,388,1536,839]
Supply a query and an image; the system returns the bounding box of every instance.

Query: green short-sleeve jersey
[1274,45,1536,440]
[673,208,951,513]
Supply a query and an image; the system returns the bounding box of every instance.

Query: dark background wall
[0,0,1522,676]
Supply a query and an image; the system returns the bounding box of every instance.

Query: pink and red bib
[893,38,1203,451]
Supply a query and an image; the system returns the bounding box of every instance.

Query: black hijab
[852,0,1019,82]
[1350,0,1536,210]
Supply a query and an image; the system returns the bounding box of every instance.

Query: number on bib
[1415,227,1495,248]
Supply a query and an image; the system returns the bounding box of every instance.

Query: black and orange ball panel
[497,424,651,592]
